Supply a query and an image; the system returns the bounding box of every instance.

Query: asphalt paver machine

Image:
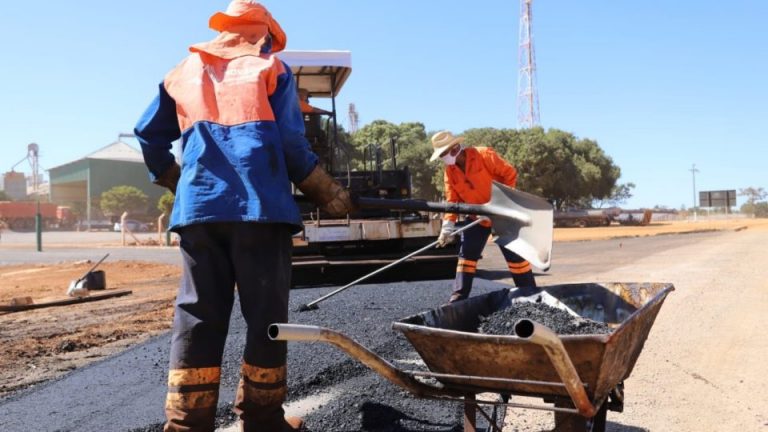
[281,51,458,286]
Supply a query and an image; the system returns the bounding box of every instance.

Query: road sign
[699,190,737,208]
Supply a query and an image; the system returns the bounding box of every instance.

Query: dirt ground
[505,219,768,432]
[0,261,180,397]
[0,217,766,414]
[553,217,765,242]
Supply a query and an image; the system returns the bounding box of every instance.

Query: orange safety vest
[443,146,518,226]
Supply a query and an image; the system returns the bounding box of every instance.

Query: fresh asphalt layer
[0,231,727,431]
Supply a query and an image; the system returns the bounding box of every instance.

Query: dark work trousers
[164,222,292,432]
[451,220,536,301]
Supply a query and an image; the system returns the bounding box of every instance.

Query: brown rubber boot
[282,416,304,431]
[163,366,222,432]
[235,363,303,432]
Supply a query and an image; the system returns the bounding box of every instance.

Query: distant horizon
[0,137,751,213]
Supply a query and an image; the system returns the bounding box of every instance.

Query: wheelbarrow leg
[463,393,476,432]
[553,400,607,432]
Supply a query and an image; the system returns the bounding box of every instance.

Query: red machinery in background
[0,201,74,230]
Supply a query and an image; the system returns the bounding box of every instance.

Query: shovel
[297,182,553,311]
[355,181,553,270]
[66,253,110,298]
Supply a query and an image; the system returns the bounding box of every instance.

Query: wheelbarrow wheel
[553,401,607,432]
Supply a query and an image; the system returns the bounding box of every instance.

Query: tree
[463,127,621,210]
[351,121,441,200]
[739,187,767,216]
[347,123,622,208]
[157,191,175,216]
[739,187,767,203]
[100,186,148,217]
[333,128,357,172]
[0,190,10,201]
[753,202,768,218]
[595,182,635,208]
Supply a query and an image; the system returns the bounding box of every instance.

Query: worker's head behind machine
[297,88,331,115]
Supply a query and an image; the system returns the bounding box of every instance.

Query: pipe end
[267,324,280,340]
[514,319,534,338]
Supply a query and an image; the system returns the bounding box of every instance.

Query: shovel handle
[78,253,110,281]
[301,219,484,310]
[355,197,493,217]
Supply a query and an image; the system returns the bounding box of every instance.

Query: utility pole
[517,0,540,128]
[690,164,699,222]
[28,143,40,196]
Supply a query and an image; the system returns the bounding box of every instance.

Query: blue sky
[0,1,765,209]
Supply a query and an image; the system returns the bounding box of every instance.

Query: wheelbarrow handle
[268,323,460,398]
[514,319,597,418]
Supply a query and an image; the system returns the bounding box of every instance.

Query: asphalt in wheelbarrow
[479,301,612,336]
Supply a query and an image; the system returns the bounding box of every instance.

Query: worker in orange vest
[430,131,537,303]
[297,88,331,115]
[135,1,354,431]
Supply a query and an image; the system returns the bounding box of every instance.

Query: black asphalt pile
[302,391,464,432]
[292,334,469,430]
[290,335,412,399]
[479,301,612,336]
[129,404,238,432]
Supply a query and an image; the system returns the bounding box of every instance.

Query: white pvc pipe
[268,324,323,342]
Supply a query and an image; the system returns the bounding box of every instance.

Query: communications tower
[517,0,540,128]
[348,103,359,133]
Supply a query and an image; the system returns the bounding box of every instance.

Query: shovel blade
[67,279,90,298]
[486,182,553,271]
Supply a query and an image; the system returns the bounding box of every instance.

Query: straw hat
[209,0,287,52]
[429,131,465,162]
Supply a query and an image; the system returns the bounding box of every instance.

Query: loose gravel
[479,301,612,336]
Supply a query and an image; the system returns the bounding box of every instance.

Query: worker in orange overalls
[431,131,536,303]
[297,88,331,115]
[135,1,354,431]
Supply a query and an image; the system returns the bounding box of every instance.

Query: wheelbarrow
[270,282,673,431]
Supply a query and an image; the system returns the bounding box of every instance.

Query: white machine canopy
[279,50,352,98]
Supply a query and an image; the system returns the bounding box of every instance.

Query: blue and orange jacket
[444,146,518,227]
[135,36,317,233]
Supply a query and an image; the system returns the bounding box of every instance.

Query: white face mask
[441,145,463,165]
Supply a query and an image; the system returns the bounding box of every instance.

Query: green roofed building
[48,141,164,225]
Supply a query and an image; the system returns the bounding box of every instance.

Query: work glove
[436,220,457,248]
[153,162,181,195]
[297,165,356,217]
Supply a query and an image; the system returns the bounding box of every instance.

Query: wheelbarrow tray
[392,282,674,405]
